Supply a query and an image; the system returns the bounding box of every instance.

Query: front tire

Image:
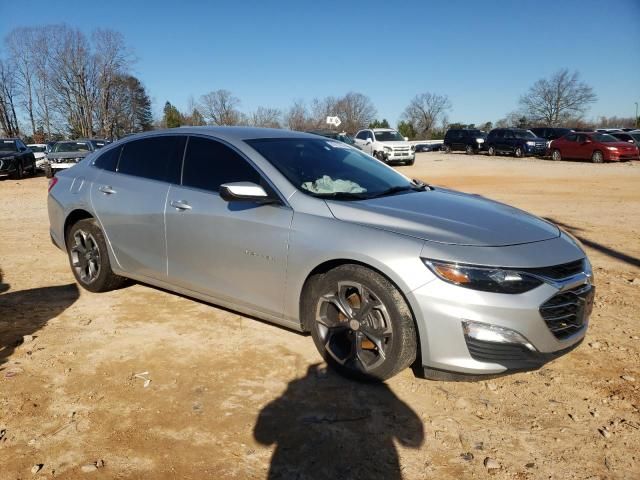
[487,146,496,156]
[465,145,474,155]
[44,165,54,178]
[11,162,23,180]
[305,265,417,381]
[591,150,604,163]
[66,218,128,292]
[514,146,524,158]
[375,151,386,163]
[551,149,562,161]
[443,145,451,154]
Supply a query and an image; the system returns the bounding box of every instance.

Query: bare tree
[199,89,242,125]
[336,92,377,134]
[0,59,20,136]
[249,106,282,128]
[519,69,597,126]
[401,93,452,138]
[285,99,312,131]
[5,28,38,136]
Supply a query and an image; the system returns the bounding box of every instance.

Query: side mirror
[583,138,592,144]
[365,138,372,145]
[219,182,273,203]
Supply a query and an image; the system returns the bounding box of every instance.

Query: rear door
[165,136,293,317]
[90,135,185,280]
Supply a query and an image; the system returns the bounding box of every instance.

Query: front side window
[356,131,367,140]
[246,138,415,199]
[182,136,261,192]
[117,136,185,183]
[28,145,47,153]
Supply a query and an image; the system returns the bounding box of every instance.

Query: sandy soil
[1,152,639,479]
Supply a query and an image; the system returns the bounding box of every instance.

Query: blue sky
[2,0,639,125]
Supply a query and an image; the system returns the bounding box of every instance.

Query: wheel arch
[63,209,94,247]
[298,258,424,365]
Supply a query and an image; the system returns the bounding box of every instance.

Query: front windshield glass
[53,142,91,153]
[514,130,536,139]
[28,145,47,152]
[0,140,17,152]
[374,130,405,142]
[246,138,415,199]
[592,133,618,143]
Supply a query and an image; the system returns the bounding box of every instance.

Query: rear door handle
[170,200,192,211]
[98,185,116,195]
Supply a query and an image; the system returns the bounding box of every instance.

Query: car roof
[371,128,396,132]
[113,126,316,143]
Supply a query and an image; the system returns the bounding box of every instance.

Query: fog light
[462,321,536,351]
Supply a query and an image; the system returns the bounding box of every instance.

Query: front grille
[521,259,584,280]
[535,142,546,148]
[540,284,593,339]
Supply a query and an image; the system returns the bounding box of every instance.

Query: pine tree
[163,101,182,128]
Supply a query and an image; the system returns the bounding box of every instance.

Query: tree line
[0,25,152,142]
[2,24,635,142]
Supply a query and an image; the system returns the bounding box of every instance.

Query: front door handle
[98,185,116,195]
[170,200,192,211]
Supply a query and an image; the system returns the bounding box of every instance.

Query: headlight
[423,259,543,294]
[605,146,618,151]
[383,146,392,152]
[526,141,535,146]
[476,138,485,143]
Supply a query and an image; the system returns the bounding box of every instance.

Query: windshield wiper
[369,182,429,199]
[309,191,370,201]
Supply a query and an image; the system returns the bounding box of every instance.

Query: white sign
[326,116,342,127]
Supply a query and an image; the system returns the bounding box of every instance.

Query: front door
[165,136,293,317]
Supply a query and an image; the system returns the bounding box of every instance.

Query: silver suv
[48,127,594,381]
[354,128,415,165]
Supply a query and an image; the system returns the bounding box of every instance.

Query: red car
[549,132,640,163]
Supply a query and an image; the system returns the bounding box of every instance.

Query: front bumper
[407,270,592,375]
[383,151,415,163]
[525,144,547,156]
[0,158,18,176]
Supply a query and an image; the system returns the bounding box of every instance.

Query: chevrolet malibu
[48,127,595,381]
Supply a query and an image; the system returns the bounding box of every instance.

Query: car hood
[47,151,89,160]
[606,141,638,150]
[326,188,560,246]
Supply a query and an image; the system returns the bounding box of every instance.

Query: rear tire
[66,218,128,293]
[305,264,417,381]
[591,150,604,163]
[11,162,23,180]
[551,149,562,161]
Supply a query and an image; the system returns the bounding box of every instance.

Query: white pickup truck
[353,128,415,165]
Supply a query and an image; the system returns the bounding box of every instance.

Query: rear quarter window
[93,146,122,171]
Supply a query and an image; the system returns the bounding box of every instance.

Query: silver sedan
[48,127,594,381]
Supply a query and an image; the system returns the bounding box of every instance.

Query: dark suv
[0,138,37,179]
[485,128,547,157]
[529,127,573,146]
[443,129,487,154]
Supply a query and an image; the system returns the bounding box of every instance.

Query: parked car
[414,142,442,152]
[354,128,415,165]
[609,131,640,149]
[549,132,639,163]
[0,138,37,179]
[485,129,547,157]
[306,130,361,149]
[27,143,49,170]
[45,140,99,178]
[443,129,487,154]
[529,127,573,147]
[48,127,594,381]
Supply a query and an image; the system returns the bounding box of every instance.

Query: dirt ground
[1,152,639,480]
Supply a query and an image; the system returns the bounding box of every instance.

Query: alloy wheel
[315,281,393,372]
[552,149,562,161]
[592,151,603,163]
[70,229,101,284]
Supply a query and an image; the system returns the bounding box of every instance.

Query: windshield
[246,138,415,199]
[0,140,17,152]
[374,130,405,142]
[53,142,91,153]
[592,133,618,143]
[28,145,47,153]
[514,130,536,139]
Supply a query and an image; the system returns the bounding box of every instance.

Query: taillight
[48,177,58,192]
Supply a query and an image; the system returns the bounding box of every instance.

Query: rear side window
[565,134,578,142]
[117,136,186,183]
[94,146,121,171]
[182,136,261,192]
